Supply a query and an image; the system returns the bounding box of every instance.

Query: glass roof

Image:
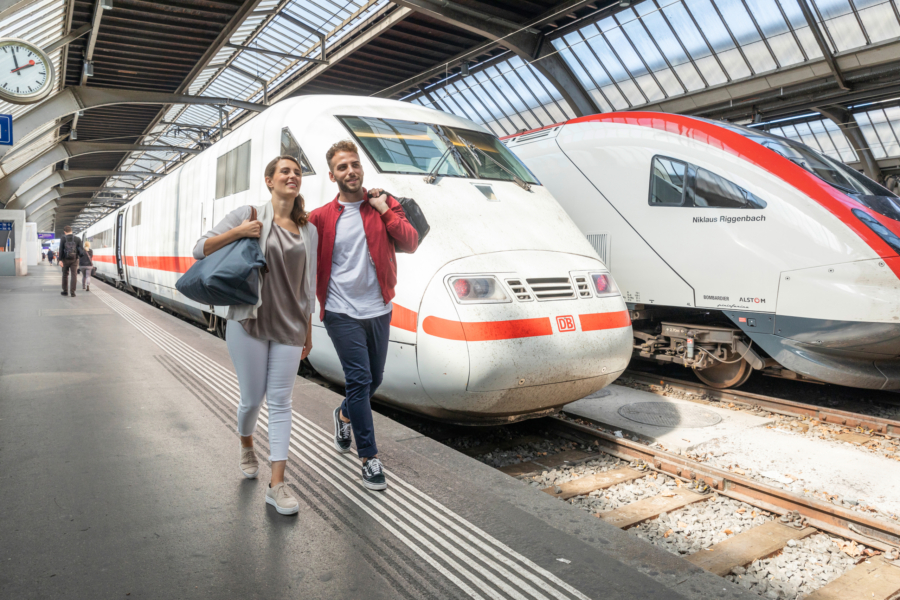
[112,0,388,212]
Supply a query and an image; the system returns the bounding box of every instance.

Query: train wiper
[423,147,453,185]
[458,135,531,191]
[430,125,477,180]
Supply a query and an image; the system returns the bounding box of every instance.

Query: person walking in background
[309,140,418,491]
[46,247,55,265]
[59,226,84,297]
[79,241,94,292]
[192,155,317,516]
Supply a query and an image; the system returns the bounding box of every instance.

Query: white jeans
[226,320,303,462]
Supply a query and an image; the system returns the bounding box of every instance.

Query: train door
[115,209,126,280]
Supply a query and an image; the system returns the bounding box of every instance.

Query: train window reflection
[649,157,687,205]
[690,168,767,209]
[339,116,540,184]
[280,128,315,176]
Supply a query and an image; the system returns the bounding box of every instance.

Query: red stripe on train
[422,316,553,341]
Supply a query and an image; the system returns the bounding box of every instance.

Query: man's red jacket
[308,189,418,320]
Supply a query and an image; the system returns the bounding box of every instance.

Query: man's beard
[336,177,362,194]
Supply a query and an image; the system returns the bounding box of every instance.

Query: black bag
[390,195,429,253]
[91,266,97,277]
[64,235,77,261]
[175,207,267,306]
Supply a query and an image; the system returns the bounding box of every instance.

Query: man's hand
[367,189,389,215]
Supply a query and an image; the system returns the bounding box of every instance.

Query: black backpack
[64,235,77,261]
[387,194,429,254]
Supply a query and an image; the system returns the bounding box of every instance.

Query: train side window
[131,202,141,227]
[689,167,767,209]
[649,157,687,206]
[280,128,315,175]
[215,140,251,199]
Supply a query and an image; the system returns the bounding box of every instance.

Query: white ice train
[506,112,900,390]
[84,96,633,423]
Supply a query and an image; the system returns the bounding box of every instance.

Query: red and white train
[83,96,632,423]
[507,112,900,390]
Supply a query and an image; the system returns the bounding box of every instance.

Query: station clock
[0,38,55,104]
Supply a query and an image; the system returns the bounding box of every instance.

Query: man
[309,140,418,491]
[59,226,84,297]
[46,247,54,265]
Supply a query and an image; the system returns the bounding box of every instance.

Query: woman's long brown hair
[264,155,308,227]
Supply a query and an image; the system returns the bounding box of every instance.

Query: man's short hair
[325,140,359,171]
[63,226,72,233]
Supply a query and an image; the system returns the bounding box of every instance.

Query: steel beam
[814,105,881,180]
[0,0,41,21]
[390,0,599,116]
[0,87,265,160]
[44,23,92,54]
[796,0,850,91]
[13,169,162,210]
[2,142,200,206]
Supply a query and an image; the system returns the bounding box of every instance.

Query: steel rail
[622,371,900,439]
[546,416,900,552]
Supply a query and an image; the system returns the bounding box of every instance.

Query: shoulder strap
[250,206,257,222]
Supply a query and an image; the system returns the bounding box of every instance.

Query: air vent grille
[526,277,575,301]
[506,279,533,302]
[573,276,592,298]
[586,233,610,267]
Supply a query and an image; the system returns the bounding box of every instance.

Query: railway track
[463,412,900,600]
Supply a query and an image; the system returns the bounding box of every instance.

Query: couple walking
[193,140,417,515]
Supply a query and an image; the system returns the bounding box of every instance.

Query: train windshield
[710,119,900,221]
[339,116,540,185]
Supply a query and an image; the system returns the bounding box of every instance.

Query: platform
[0,263,757,599]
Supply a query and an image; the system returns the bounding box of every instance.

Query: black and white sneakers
[362,458,387,491]
[333,407,352,453]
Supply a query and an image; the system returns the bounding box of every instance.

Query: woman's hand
[236,218,262,239]
[301,317,313,360]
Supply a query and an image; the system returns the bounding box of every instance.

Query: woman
[192,155,317,516]
[79,241,94,291]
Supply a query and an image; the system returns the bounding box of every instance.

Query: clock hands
[10,60,36,74]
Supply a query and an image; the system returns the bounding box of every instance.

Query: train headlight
[448,276,511,304]
[590,272,620,297]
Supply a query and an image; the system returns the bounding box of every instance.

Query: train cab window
[280,128,315,175]
[649,157,687,205]
[688,167,767,209]
[215,140,251,199]
[338,115,540,184]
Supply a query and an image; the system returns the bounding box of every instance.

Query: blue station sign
[0,114,11,147]
[0,221,13,231]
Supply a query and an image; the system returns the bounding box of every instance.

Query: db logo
[556,315,576,332]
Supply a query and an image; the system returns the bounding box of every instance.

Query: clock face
[0,38,54,104]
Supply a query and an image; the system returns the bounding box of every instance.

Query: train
[506,112,900,390]
[82,96,633,423]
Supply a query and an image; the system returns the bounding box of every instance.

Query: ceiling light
[461,62,469,77]
[619,0,631,6]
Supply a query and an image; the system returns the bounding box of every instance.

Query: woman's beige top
[241,223,309,346]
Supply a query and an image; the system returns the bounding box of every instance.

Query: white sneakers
[240,446,259,478]
[266,482,300,515]
[241,444,299,515]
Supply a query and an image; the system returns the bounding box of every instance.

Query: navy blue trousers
[323,310,391,459]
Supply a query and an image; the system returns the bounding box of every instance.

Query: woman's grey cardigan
[192,202,317,323]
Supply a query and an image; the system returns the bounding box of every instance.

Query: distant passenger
[192,155,317,516]
[79,241,94,292]
[309,140,418,491]
[46,248,55,265]
[59,226,84,297]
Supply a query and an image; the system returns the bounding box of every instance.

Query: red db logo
[556,315,576,332]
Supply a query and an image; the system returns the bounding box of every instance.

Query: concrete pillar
[0,209,27,275]
[25,222,38,266]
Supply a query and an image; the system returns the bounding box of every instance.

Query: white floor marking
[92,287,591,600]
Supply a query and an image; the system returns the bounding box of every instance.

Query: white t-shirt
[325,199,392,319]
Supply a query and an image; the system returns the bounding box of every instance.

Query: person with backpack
[309,140,418,492]
[191,155,317,516]
[59,226,84,297]
[79,240,94,292]
[47,248,55,265]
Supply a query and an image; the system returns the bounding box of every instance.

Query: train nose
[415,251,633,422]
[738,257,900,389]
